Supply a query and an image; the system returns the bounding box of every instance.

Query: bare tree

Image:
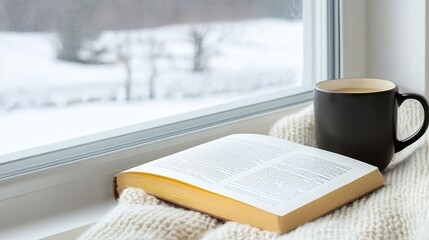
[117,36,133,101]
[56,0,100,63]
[189,26,210,72]
[116,34,166,101]
[147,37,165,99]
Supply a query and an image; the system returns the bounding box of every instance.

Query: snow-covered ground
[0,19,302,155]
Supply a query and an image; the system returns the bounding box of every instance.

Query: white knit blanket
[80,101,429,240]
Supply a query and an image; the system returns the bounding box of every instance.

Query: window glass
[0,0,303,155]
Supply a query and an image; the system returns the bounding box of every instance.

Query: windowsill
[4,201,112,240]
[0,102,310,239]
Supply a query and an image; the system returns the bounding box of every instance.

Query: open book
[114,134,384,234]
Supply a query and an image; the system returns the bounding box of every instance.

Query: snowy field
[0,19,302,155]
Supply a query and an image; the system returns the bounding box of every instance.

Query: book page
[126,134,379,216]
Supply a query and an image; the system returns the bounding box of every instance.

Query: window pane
[0,0,303,155]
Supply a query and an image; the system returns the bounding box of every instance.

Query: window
[0,0,332,178]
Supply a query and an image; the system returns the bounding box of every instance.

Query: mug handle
[394,93,429,152]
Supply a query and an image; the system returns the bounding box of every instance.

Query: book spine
[112,176,119,199]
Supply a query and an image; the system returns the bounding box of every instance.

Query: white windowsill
[0,101,310,240]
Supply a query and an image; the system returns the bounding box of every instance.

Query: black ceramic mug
[314,78,429,171]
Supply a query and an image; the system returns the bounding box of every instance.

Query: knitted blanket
[80,101,429,240]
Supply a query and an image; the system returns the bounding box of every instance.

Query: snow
[0,19,303,155]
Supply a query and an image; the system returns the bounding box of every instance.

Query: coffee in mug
[314,78,429,171]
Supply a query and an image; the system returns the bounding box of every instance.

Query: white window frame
[0,1,327,179]
[0,0,332,180]
[0,0,336,238]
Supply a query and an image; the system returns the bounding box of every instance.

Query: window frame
[0,0,336,179]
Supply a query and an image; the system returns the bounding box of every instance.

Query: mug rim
[314,78,398,94]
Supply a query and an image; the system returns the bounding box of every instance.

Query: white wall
[341,0,367,78]
[341,0,427,95]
